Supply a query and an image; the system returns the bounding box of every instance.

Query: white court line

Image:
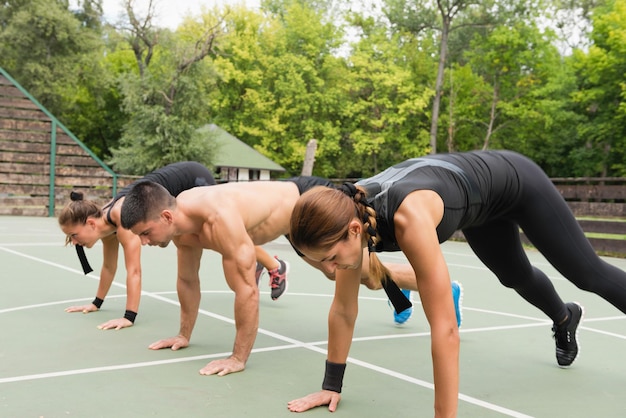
[580,326,626,340]
[0,344,299,384]
[0,245,613,418]
[0,242,63,246]
[0,296,125,314]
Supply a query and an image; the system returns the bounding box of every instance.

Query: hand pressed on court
[148,335,189,351]
[199,356,245,377]
[287,390,341,413]
[64,303,98,313]
[97,317,133,330]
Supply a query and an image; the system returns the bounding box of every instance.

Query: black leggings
[462,155,626,323]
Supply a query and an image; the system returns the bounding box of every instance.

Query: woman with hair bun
[57,162,217,330]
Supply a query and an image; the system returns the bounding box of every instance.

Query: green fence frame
[0,67,118,216]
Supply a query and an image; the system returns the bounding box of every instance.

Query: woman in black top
[58,162,288,329]
[287,150,624,417]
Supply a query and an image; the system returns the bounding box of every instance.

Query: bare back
[173,181,301,251]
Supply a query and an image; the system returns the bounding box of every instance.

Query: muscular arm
[327,268,361,363]
[117,228,142,314]
[394,190,459,418]
[176,244,203,341]
[147,244,202,350]
[197,207,261,376]
[221,243,259,366]
[95,232,143,330]
[287,264,361,413]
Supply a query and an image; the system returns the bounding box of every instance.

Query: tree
[209,2,351,177]
[569,0,626,176]
[461,21,560,150]
[0,0,118,156]
[338,12,434,175]
[108,0,222,173]
[383,0,488,154]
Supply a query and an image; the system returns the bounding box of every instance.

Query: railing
[0,67,125,216]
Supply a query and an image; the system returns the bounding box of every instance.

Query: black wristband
[124,310,137,323]
[322,360,346,393]
[92,297,104,309]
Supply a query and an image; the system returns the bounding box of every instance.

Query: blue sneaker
[390,289,413,326]
[452,281,463,328]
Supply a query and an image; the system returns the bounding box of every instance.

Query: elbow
[431,322,460,347]
[329,305,358,325]
[360,277,382,290]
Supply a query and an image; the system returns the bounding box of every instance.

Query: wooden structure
[445,177,626,256]
[552,177,626,255]
[198,124,285,182]
[0,67,126,216]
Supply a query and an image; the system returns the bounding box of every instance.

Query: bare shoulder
[394,190,444,227]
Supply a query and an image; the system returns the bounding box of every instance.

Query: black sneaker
[552,302,584,368]
[268,256,289,300]
[255,261,264,286]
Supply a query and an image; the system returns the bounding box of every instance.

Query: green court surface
[1,216,626,417]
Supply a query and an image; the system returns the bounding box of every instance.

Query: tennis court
[1,215,626,417]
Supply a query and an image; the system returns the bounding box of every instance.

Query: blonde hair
[289,185,391,288]
[57,191,103,245]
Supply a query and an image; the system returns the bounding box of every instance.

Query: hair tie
[340,182,358,198]
[70,191,84,202]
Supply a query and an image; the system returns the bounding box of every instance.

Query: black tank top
[104,162,215,227]
[356,151,523,251]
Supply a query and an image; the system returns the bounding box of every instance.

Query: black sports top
[356,150,523,251]
[104,161,215,227]
[287,176,336,194]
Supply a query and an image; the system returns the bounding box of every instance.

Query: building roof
[198,124,285,172]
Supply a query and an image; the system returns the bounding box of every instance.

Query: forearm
[177,277,201,340]
[431,326,460,418]
[95,267,116,301]
[326,303,356,363]
[231,287,259,364]
[124,271,141,313]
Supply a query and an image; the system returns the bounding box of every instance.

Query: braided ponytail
[349,186,392,290]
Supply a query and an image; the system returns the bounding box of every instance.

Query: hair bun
[70,191,84,201]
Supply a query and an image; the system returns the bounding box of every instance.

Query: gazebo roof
[198,124,285,172]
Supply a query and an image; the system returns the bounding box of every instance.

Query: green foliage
[340,23,433,175]
[0,0,117,155]
[208,4,351,177]
[108,27,218,174]
[2,0,626,180]
[108,102,215,173]
[569,0,626,176]
[445,18,577,162]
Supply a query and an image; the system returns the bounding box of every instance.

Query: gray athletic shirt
[356,150,524,251]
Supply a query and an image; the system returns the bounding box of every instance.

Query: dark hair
[120,180,176,229]
[289,185,391,287]
[57,191,103,245]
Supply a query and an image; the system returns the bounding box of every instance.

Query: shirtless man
[119,178,461,376]
[58,162,287,331]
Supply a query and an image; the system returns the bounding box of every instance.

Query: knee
[568,275,595,292]
[496,276,522,289]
